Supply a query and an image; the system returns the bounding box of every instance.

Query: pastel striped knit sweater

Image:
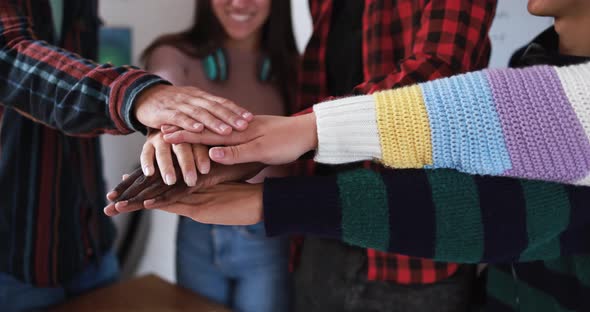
[313,62,590,185]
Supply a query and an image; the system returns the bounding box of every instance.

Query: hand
[163,113,318,165]
[156,183,264,226]
[133,84,253,134]
[104,162,266,216]
[141,129,210,187]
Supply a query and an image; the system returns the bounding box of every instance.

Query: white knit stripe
[555,62,590,185]
[313,95,382,164]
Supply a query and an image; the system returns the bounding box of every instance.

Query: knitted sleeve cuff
[312,95,382,164]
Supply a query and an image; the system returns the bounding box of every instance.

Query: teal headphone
[202,48,272,82]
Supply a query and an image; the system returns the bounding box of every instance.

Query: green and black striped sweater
[263,29,590,311]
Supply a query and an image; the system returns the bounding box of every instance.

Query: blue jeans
[176,217,290,312]
[0,250,119,312]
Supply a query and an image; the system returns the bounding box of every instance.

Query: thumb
[209,143,262,165]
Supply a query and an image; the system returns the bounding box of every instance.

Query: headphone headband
[201,48,271,82]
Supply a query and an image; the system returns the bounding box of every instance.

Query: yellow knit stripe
[373,86,433,168]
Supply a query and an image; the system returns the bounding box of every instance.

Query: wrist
[296,112,318,153]
[124,78,169,134]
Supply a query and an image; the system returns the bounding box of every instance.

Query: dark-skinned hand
[103,162,266,216]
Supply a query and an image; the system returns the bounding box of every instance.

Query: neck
[225,33,261,52]
[555,15,590,57]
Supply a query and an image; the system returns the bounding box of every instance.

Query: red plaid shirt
[294,0,497,284]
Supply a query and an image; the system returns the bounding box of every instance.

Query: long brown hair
[142,0,299,111]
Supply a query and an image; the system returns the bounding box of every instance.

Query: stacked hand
[163,114,318,165]
[105,113,318,226]
[134,84,253,134]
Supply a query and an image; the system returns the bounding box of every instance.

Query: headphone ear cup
[259,57,271,82]
[202,54,218,81]
[215,48,228,81]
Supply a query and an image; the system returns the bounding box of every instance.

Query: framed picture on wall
[99,27,132,66]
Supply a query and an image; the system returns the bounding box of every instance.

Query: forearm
[264,168,590,263]
[0,1,167,136]
[313,62,590,185]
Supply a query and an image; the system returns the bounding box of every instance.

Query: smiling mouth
[228,12,254,22]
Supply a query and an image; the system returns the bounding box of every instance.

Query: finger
[128,182,174,206]
[209,142,261,165]
[193,144,211,174]
[140,142,156,176]
[107,167,143,201]
[116,174,153,201]
[184,88,253,122]
[172,143,197,186]
[115,178,174,213]
[143,186,191,209]
[161,125,183,134]
[184,98,248,131]
[177,103,233,135]
[166,110,204,132]
[154,140,176,185]
[163,130,244,145]
[103,203,119,217]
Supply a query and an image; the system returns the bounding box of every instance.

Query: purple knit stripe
[486,66,590,182]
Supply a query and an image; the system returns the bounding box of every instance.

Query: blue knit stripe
[420,71,512,175]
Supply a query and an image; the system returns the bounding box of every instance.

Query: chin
[226,31,254,42]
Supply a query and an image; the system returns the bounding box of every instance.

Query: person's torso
[0,0,115,287]
[175,48,286,116]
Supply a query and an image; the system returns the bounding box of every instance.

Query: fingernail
[143,166,153,176]
[144,199,156,207]
[210,148,225,159]
[219,124,230,133]
[242,112,253,120]
[200,164,210,175]
[185,172,197,187]
[106,191,117,200]
[236,119,247,128]
[165,174,176,185]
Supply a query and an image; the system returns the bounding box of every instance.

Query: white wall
[98,0,550,283]
[488,2,552,67]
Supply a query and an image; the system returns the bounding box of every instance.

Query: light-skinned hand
[162,113,318,166]
[133,84,253,134]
